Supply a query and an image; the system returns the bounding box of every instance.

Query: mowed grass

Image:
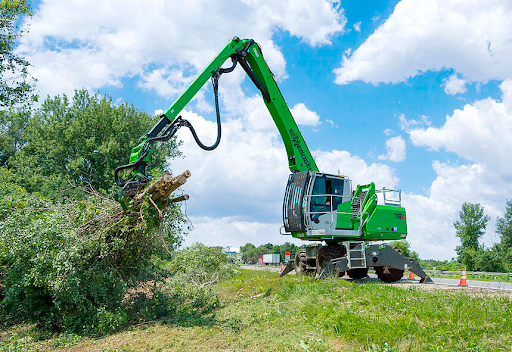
[1,269,511,351]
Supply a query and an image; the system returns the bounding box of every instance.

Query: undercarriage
[280,242,433,283]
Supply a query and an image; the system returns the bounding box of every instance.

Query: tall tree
[496,199,512,249]
[454,202,490,270]
[0,0,36,107]
[0,107,29,166]
[11,89,180,198]
[496,199,512,271]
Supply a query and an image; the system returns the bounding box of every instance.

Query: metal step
[346,241,366,269]
[351,191,367,218]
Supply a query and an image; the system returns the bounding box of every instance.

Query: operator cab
[283,171,352,233]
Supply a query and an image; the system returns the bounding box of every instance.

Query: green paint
[362,205,408,241]
[335,201,353,229]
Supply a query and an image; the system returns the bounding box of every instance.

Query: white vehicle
[262,254,280,265]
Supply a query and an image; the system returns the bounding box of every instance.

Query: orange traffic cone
[459,268,468,287]
[280,263,284,272]
[408,271,414,279]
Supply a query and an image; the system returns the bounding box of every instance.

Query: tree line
[240,242,303,264]
[451,201,512,272]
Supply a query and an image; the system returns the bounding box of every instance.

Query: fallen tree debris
[132,170,191,211]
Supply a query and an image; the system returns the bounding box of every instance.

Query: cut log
[132,170,191,210]
[170,194,189,203]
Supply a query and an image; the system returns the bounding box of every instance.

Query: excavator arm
[114,37,317,201]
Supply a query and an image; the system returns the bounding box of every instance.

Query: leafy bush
[163,243,240,323]
[169,243,239,286]
[0,169,187,334]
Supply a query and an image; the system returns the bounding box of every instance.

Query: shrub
[0,170,186,334]
[163,243,240,322]
[169,243,239,286]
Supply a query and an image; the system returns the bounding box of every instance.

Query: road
[242,265,512,291]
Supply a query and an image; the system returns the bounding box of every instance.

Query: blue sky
[18,0,512,259]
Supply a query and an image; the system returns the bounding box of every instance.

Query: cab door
[307,173,347,230]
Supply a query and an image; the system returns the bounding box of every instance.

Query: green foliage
[139,243,241,325]
[0,108,30,167]
[240,242,301,263]
[419,258,464,271]
[497,200,512,248]
[454,202,490,270]
[474,247,505,272]
[10,89,180,198]
[169,243,239,286]
[0,0,37,107]
[0,171,187,334]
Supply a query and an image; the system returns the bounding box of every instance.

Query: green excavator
[114,37,432,283]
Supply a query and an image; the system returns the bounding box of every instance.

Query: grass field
[1,269,511,351]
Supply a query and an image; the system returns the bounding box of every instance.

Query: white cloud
[314,150,398,188]
[398,113,431,132]
[138,68,194,98]
[184,216,304,248]
[353,21,361,32]
[334,0,512,86]
[403,159,509,260]
[409,80,512,174]
[290,103,321,126]
[325,119,338,128]
[383,128,394,136]
[443,74,467,95]
[172,109,289,223]
[378,135,406,162]
[17,0,346,99]
[402,81,512,259]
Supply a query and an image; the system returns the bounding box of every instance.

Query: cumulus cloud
[353,21,361,32]
[443,73,467,95]
[402,81,512,259]
[409,80,512,174]
[378,136,406,162]
[334,0,512,86]
[184,216,303,248]
[314,150,398,188]
[403,160,508,260]
[171,109,290,223]
[16,0,346,99]
[290,103,321,126]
